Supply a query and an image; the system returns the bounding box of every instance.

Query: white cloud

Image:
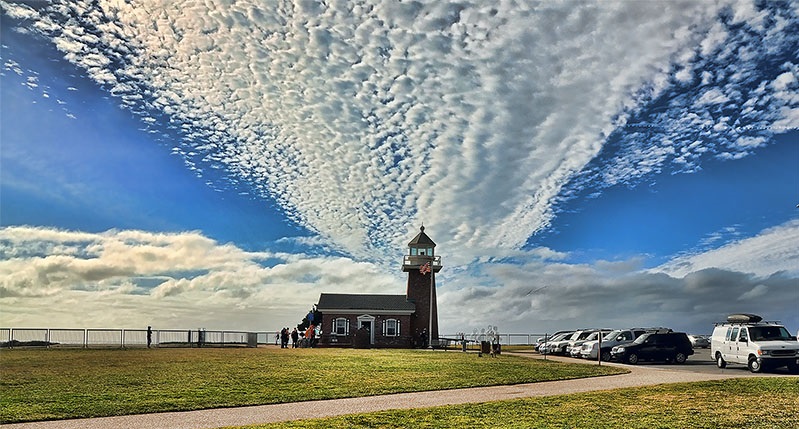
[436,220,799,334]
[583,3,799,190]
[696,88,731,106]
[437,260,799,336]
[10,0,789,264]
[2,220,798,335]
[655,219,799,278]
[738,284,768,300]
[0,226,400,330]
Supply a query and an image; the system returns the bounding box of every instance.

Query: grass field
[245,378,799,429]
[0,347,624,423]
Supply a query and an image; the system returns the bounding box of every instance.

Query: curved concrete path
[1,354,767,429]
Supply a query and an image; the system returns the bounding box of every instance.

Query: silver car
[688,334,710,348]
[569,330,612,357]
[579,328,650,361]
[538,331,573,354]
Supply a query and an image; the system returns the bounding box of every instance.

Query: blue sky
[533,136,798,266]
[1,1,797,335]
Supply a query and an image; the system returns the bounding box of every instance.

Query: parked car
[538,331,573,354]
[579,328,660,361]
[568,330,612,357]
[533,330,572,352]
[711,314,799,373]
[688,334,710,348]
[550,329,596,356]
[610,332,694,364]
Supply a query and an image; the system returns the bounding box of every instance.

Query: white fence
[0,328,273,348]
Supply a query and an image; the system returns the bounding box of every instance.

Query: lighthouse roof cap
[408,225,436,247]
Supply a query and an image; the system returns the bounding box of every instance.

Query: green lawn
[241,378,799,429]
[0,347,624,423]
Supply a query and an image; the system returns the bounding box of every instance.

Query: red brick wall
[318,313,414,348]
[406,271,438,342]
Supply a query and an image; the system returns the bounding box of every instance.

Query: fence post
[46,328,50,348]
[544,333,548,361]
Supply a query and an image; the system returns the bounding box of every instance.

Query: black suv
[610,332,694,364]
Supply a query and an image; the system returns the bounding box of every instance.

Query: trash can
[481,341,491,355]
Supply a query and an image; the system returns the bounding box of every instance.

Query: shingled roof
[317,293,416,314]
[408,225,436,247]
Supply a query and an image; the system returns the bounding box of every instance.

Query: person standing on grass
[147,326,152,348]
[305,324,316,347]
[291,328,299,348]
[281,328,290,348]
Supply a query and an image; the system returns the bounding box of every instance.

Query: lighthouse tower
[401,225,442,346]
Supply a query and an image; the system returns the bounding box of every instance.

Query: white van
[711,314,799,373]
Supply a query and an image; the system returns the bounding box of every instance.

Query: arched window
[333,318,349,336]
[382,319,400,337]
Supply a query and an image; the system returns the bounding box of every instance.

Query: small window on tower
[410,248,418,256]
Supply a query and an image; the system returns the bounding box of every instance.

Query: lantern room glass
[410,247,433,256]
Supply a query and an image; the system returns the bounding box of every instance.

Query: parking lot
[602,347,798,376]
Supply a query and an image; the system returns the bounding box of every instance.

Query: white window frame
[333,318,349,336]
[383,319,400,337]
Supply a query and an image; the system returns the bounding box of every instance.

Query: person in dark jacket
[283,328,292,348]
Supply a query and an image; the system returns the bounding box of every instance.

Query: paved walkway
[2,354,757,429]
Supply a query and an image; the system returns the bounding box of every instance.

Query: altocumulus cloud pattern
[4,0,797,264]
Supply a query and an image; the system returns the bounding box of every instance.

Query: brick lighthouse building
[402,225,442,346]
[315,226,443,348]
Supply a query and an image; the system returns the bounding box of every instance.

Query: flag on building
[420,262,431,275]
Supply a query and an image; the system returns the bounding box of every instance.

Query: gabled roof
[317,293,416,314]
[408,225,436,247]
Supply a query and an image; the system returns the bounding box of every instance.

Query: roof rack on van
[713,320,783,327]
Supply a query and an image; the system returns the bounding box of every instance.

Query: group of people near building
[277,325,318,348]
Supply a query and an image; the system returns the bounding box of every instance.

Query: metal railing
[0,328,549,349]
[402,255,442,269]
[0,328,275,349]
[441,333,549,346]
